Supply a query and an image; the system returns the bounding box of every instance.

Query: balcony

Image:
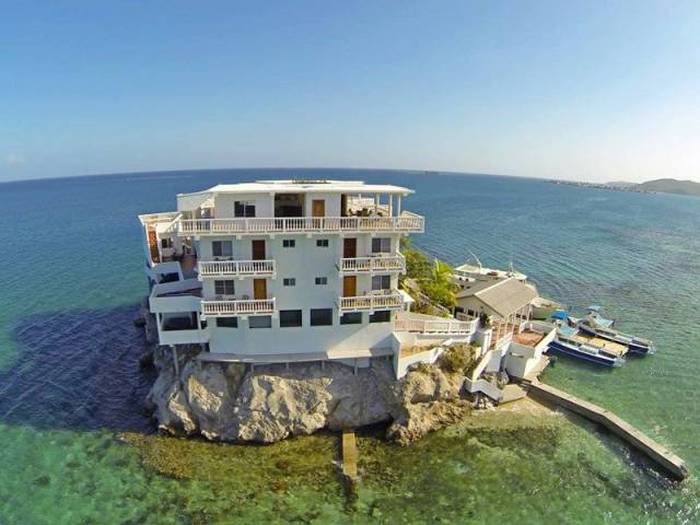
[177,212,424,236]
[159,317,209,345]
[394,312,477,336]
[149,279,202,313]
[201,298,276,317]
[337,289,404,313]
[338,254,406,274]
[198,259,276,279]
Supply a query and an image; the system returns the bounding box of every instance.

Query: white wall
[213,193,274,218]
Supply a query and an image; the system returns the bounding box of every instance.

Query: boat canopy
[551,310,568,320]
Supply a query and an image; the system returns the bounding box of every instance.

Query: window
[372,275,391,291]
[282,239,296,248]
[369,310,391,323]
[234,201,256,217]
[279,310,303,328]
[340,312,363,325]
[372,238,391,253]
[212,240,233,258]
[249,315,272,329]
[310,308,333,326]
[214,280,235,296]
[316,239,329,247]
[283,278,296,286]
[315,277,328,286]
[216,317,238,328]
[161,238,173,249]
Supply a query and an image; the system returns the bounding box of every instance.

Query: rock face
[143,323,474,445]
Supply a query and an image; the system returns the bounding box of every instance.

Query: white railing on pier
[338,290,404,312]
[201,298,276,317]
[339,254,406,273]
[178,213,424,235]
[198,259,276,278]
[394,316,477,335]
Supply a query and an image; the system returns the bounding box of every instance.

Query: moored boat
[578,318,655,355]
[531,296,562,320]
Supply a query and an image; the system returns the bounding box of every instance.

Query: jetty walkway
[527,380,689,480]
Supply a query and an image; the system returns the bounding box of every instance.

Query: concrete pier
[527,381,689,480]
[341,430,359,481]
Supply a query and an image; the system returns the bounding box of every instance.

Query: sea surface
[1,168,699,524]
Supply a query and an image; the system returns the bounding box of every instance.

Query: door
[343,238,357,258]
[312,199,326,217]
[253,279,267,300]
[148,227,160,263]
[252,240,265,260]
[343,276,357,297]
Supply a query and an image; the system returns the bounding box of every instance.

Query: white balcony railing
[338,290,404,312]
[339,254,406,274]
[201,298,276,317]
[198,259,276,278]
[178,212,424,235]
[394,316,477,336]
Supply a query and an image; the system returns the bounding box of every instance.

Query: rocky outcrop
[143,323,475,445]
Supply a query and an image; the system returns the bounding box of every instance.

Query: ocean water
[1,168,699,524]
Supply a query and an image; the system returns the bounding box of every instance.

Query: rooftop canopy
[178,179,414,198]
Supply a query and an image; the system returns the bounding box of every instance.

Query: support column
[396,195,402,216]
[374,194,379,214]
[388,194,393,216]
[171,345,180,377]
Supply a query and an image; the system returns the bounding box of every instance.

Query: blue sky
[2,1,699,182]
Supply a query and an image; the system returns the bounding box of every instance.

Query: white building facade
[139,179,439,369]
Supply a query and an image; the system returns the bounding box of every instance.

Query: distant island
[549,177,700,198]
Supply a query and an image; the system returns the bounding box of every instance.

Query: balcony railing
[339,254,406,274]
[198,259,276,278]
[178,212,424,235]
[394,316,477,336]
[338,290,404,312]
[201,298,276,317]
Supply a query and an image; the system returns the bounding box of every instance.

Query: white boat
[531,296,562,320]
[453,254,528,283]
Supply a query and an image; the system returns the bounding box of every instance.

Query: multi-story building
[138,179,478,375]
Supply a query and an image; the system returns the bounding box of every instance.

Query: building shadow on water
[0,304,156,434]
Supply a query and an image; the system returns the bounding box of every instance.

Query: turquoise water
[1,169,699,523]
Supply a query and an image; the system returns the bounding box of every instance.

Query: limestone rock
[144,339,474,445]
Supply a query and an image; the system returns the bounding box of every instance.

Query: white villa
[139,179,552,390]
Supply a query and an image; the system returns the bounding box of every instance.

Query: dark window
[216,317,238,328]
[234,201,256,217]
[212,240,233,257]
[372,275,391,291]
[316,239,329,247]
[249,315,272,329]
[310,308,333,326]
[315,277,328,285]
[372,238,391,253]
[279,310,303,327]
[160,272,180,283]
[214,280,235,295]
[340,312,363,325]
[283,278,296,286]
[369,310,391,323]
[282,239,296,248]
[161,238,173,249]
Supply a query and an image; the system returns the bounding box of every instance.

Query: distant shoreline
[547,177,700,199]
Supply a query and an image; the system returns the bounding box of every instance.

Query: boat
[545,312,627,367]
[578,315,655,355]
[453,253,528,283]
[531,296,562,320]
[585,305,615,328]
[548,333,625,367]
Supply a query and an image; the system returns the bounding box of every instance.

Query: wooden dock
[341,430,358,480]
[527,381,689,480]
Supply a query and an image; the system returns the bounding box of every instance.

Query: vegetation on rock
[400,238,459,312]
